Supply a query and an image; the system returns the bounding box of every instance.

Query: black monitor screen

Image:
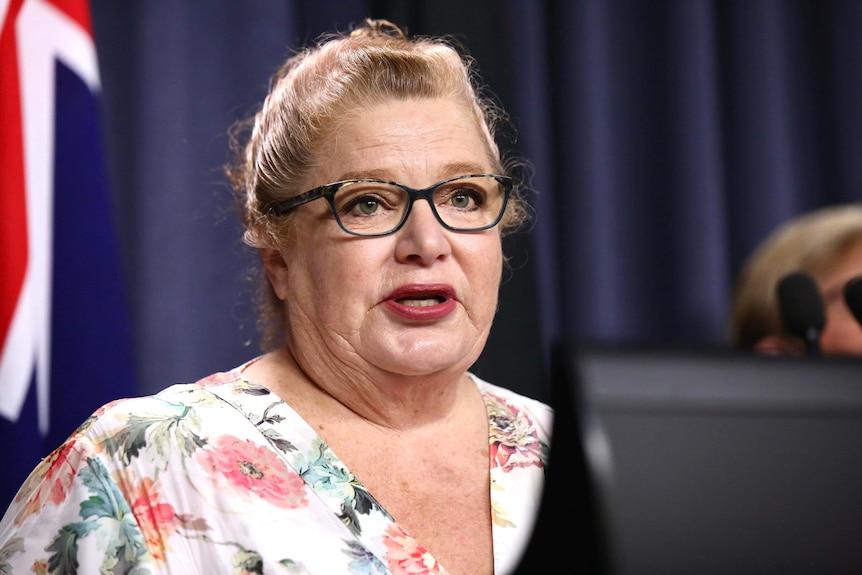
[517,343,862,575]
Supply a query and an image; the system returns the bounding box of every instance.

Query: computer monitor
[515,342,862,575]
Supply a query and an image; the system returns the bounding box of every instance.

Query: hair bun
[350,18,408,40]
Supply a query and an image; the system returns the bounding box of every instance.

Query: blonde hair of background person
[0,19,552,575]
[730,204,862,356]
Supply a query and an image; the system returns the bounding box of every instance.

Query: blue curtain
[90,0,862,406]
[505,0,862,391]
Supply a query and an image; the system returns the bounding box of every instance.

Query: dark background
[89,0,862,405]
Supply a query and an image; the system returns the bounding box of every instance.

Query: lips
[384,284,457,320]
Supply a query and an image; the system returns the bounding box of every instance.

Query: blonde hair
[730,204,862,349]
[225,19,530,350]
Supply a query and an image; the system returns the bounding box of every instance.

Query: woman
[730,203,862,356]
[0,19,552,575]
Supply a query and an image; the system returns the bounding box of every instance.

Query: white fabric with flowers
[0,361,552,574]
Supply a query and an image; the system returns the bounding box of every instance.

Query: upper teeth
[400,298,439,307]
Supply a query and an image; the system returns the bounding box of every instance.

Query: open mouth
[396,295,446,307]
[385,286,456,320]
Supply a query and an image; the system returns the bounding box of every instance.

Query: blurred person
[730,204,862,356]
[0,19,551,575]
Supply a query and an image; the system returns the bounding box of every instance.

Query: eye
[346,195,382,216]
[335,183,403,218]
[450,189,480,209]
[440,185,485,211]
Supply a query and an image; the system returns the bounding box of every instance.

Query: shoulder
[74,362,262,439]
[7,362,273,519]
[0,362,287,572]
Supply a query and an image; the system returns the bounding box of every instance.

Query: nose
[394,198,451,264]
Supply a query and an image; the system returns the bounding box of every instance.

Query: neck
[247,345,476,431]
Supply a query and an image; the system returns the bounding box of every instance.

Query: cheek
[821,306,862,350]
[303,249,365,297]
[467,241,504,302]
[296,241,384,318]
[830,304,861,330]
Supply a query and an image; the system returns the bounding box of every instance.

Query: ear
[752,335,806,357]
[260,247,290,301]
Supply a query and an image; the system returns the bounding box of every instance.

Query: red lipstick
[383,284,457,321]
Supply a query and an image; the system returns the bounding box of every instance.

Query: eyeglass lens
[332,175,505,235]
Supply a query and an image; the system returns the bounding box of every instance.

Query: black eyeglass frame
[266,173,513,237]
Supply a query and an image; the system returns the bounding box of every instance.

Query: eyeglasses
[267,174,512,237]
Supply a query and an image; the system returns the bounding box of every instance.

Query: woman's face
[265,98,504,378]
[817,240,862,357]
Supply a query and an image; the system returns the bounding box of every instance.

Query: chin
[377,348,474,377]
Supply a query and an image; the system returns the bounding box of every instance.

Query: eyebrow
[335,161,492,183]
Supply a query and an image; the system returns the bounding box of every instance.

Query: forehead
[314,98,495,183]
[819,239,862,290]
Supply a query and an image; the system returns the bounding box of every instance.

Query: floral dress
[0,361,552,574]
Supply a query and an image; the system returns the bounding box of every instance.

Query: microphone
[843,276,862,327]
[776,271,825,356]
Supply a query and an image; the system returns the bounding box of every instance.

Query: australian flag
[0,0,137,508]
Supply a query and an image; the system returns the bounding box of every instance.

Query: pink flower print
[486,394,543,471]
[14,438,83,525]
[193,368,242,388]
[383,524,447,575]
[129,477,179,563]
[196,435,308,509]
